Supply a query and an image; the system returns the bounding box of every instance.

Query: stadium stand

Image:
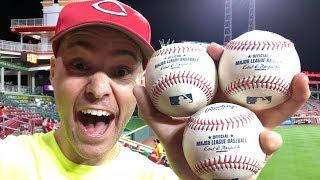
[0,92,58,120]
[0,91,59,138]
[292,96,320,125]
[0,104,45,138]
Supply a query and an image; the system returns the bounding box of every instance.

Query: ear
[49,56,56,86]
[141,70,146,87]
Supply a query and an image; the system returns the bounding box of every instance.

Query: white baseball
[219,30,301,111]
[145,42,217,117]
[183,103,265,180]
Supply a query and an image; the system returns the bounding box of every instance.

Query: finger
[207,43,224,61]
[133,85,167,122]
[259,130,283,155]
[257,73,310,128]
[211,85,229,103]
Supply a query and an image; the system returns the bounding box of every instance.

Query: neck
[53,128,120,166]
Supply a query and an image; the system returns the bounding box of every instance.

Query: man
[0,0,310,179]
[0,106,6,121]
[0,106,7,133]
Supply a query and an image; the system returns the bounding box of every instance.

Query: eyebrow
[66,40,95,52]
[111,49,141,62]
[64,39,141,62]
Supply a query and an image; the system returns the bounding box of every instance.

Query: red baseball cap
[51,0,154,68]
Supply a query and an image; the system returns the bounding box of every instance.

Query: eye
[115,67,131,77]
[72,60,89,71]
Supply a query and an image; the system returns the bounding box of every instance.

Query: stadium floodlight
[159,39,175,47]
[223,0,256,45]
[248,0,256,31]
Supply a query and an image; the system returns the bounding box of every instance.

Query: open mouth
[77,109,115,137]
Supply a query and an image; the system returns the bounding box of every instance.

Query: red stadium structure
[303,71,320,99]
[290,71,320,125]
[303,71,320,85]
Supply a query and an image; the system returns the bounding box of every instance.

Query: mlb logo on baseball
[169,93,193,106]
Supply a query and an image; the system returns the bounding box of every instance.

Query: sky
[0,0,319,72]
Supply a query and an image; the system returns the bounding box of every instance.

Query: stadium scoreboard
[21,52,38,64]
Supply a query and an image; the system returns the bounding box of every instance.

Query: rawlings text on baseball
[219,30,301,111]
[145,42,217,117]
[182,103,265,179]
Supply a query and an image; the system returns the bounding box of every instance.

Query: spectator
[0,106,7,132]
[42,118,57,133]
[0,106,6,121]
[34,98,41,107]
[42,118,50,132]
[153,139,168,166]
[20,126,31,135]
[51,119,59,130]
[47,119,56,131]
[153,139,164,160]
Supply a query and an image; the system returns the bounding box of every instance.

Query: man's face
[50,26,144,165]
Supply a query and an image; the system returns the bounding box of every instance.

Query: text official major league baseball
[219,30,301,111]
[145,42,218,117]
[182,103,265,180]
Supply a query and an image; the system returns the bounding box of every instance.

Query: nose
[85,72,112,100]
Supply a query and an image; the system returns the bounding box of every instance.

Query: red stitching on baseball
[226,40,293,51]
[150,71,215,107]
[187,112,254,131]
[193,155,261,175]
[152,45,204,58]
[224,75,290,97]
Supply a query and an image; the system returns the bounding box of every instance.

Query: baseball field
[259,125,320,180]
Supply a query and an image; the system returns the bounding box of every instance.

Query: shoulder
[114,144,178,179]
[0,134,42,167]
[0,133,53,177]
[117,144,155,164]
[0,134,34,147]
[0,133,50,158]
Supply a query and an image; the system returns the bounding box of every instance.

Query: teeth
[81,109,111,117]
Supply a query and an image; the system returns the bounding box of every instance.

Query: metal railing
[4,85,32,94]
[2,85,43,95]
[0,40,24,52]
[11,18,44,28]
[0,92,59,120]
[0,40,52,53]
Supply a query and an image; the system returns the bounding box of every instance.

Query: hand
[133,85,200,179]
[133,43,310,180]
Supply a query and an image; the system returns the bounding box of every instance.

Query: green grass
[258,125,320,180]
[125,116,146,131]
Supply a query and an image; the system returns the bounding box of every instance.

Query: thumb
[133,85,164,121]
[133,86,187,141]
[133,86,181,128]
[259,129,283,155]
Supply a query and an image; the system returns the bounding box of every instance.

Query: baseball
[145,42,217,117]
[182,103,265,180]
[219,30,301,111]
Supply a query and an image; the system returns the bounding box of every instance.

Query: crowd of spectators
[42,118,59,133]
[0,104,60,138]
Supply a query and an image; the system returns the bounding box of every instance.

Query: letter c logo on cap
[92,0,127,16]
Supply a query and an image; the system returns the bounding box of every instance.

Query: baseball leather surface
[183,103,265,179]
[219,30,300,111]
[145,42,217,117]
